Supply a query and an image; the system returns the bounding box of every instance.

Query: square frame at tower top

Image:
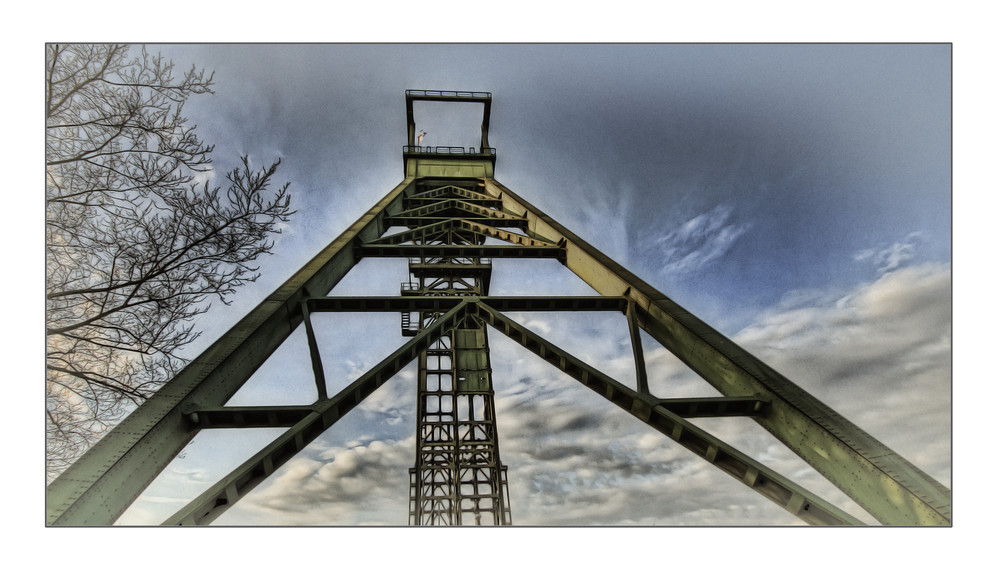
[405,90,492,151]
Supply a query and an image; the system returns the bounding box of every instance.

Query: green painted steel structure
[401,179,512,525]
[45,90,950,526]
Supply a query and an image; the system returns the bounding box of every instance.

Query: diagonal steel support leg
[472,302,865,526]
[46,177,415,526]
[162,300,474,525]
[486,178,950,525]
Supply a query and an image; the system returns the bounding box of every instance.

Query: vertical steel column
[409,342,460,524]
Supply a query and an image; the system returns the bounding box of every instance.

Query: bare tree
[45,44,294,480]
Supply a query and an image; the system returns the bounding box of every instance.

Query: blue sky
[93,43,954,527]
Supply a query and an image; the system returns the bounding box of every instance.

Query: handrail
[405,89,491,99]
[408,257,492,266]
[403,145,496,156]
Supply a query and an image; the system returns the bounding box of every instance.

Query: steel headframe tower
[401,92,511,524]
[46,90,951,527]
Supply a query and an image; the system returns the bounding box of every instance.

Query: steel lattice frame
[404,180,511,525]
[45,90,951,526]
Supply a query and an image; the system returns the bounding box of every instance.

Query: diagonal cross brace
[471,302,866,526]
[408,184,499,203]
[367,218,458,245]
[162,300,474,525]
[367,217,557,248]
[392,198,522,222]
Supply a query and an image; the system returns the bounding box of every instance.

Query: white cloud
[733,262,951,483]
[655,204,752,276]
[853,231,927,273]
[218,436,416,525]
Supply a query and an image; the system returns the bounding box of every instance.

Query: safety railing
[403,146,496,156]
[408,257,492,267]
[405,89,491,99]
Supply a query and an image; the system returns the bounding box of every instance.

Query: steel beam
[357,244,565,260]
[392,198,524,223]
[655,397,769,418]
[305,295,464,314]
[368,218,458,245]
[368,219,554,249]
[186,406,315,429]
[404,90,492,152]
[457,220,558,246]
[305,296,627,314]
[386,215,527,229]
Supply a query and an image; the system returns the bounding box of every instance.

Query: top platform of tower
[404,90,496,175]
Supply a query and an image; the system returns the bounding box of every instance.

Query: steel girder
[400,188,512,526]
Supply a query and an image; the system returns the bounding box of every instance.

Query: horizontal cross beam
[405,89,491,102]
[386,215,527,229]
[656,397,769,418]
[368,218,556,248]
[186,406,316,429]
[393,198,523,222]
[303,296,628,313]
[405,196,501,208]
[408,184,495,201]
[356,244,565,260]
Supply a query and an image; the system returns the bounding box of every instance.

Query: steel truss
[403,182,511,525]
[46,90,950,526]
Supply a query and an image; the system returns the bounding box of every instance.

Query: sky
[92,43,955,529]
